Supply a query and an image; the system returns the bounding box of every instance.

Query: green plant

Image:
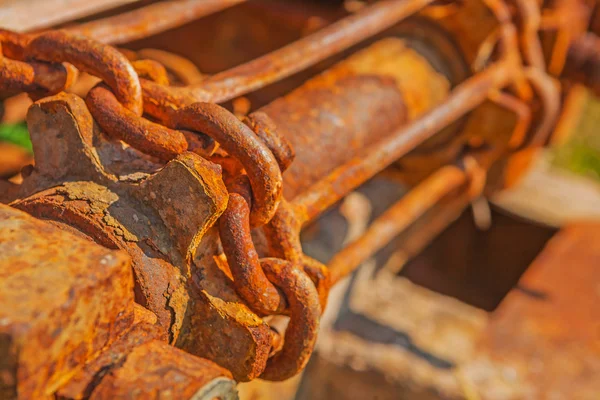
[0,122,32,152]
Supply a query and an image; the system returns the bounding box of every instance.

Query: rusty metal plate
[471,222,600,399]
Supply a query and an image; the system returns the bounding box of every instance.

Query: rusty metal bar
[140,0,436,111]
[0,0,141,32]
[384,189,473,275]
[328,165,468,284]
[200,0,435,102]
[293,59,513,222]
[65,0,246,45]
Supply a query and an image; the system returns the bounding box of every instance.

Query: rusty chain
[0,27,326,381]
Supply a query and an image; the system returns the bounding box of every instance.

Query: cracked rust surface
[9,93,273,382]
[89,340,236,400]
[57,322,164,400]
[0,204,134,399]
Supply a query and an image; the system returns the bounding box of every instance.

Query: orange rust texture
[130,59,169,86]
[477,222,600,398]
[11,186,190,342]
[8,92,269,383]
[136,48,204,85]
[23,94,103,185]
[133,303,158,325]
[0,204,134,399]
[25,31,143,115]
[244,112,294,173]
[0,0,142,32]
[259,259,321,381]
[12,154,230,347]
[0,58,71,98]
[138,154,229,267]
[253,38,449,200]
[88,340,235,400]
[57,322,163,400]
[0,29,29,61]
[219,191,287,316]
[85,85,188,161]
[196,0,436,103]
[66,0,246,46]
[171,102,282,227]
[328,165,468,284]
[291,58,513,222]
[133,0,438,117]
[177,251,273,382]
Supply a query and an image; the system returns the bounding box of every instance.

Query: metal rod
[140,0,436,111]
[328,165,468,284]
[0,0,142,33]
[200,0,435,102]
[292,59,513,222]
[379,188,472,276]
[66,0,246,45]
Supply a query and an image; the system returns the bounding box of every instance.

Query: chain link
[0,27,324,380]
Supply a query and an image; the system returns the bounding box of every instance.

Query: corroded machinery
[0,0,597,398]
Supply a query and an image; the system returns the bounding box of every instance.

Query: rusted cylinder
[246,38,450,200]
[293,60,513,222]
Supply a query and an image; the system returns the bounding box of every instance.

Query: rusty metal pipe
[293,59,514,222]
[327,144,502,284]
[246,37,450,200]
[3,0,439,124]
[0,0,566,388]
[328,165,468,284]
[65,0,246,45]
